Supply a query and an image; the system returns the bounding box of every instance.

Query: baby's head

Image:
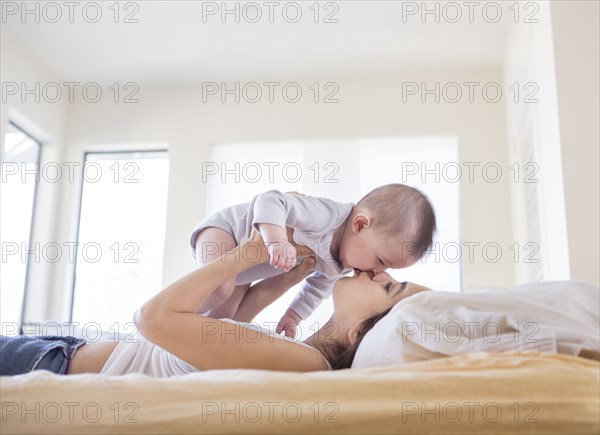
[337,184,436,272]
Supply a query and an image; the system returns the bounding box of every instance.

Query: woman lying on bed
[0,230,430,377]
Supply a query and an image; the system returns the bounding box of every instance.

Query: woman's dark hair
[313,307,393,370]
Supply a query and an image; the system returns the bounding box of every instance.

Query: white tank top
[100,319,332,376]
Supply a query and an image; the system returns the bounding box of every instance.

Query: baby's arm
[257,223,297,272]
[251,190,351,272]
[288,272,339,320]
[275,273,339,337]
[251,190,351,262]
[252,190,348,233]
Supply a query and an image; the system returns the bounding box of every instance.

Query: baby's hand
[267,241,297,272]
[276,308,302,338]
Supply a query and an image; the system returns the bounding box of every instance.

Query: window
[1,122,41,328]
[206,137,460,339]
[70,150,169,331]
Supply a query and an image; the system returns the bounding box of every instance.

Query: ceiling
[4,1,510,85]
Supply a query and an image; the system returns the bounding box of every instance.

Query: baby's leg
[194,227,238,314]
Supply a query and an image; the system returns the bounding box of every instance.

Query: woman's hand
[242,229,271,264]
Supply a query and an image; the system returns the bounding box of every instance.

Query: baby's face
[339,226,417,273]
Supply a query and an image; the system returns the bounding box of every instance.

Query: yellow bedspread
[1,351,598,434]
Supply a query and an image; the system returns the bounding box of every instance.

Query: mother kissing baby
[0,229,432,376]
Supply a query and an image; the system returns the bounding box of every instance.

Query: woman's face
[332,271,431,325]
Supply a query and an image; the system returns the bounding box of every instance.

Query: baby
[190,184,436,337]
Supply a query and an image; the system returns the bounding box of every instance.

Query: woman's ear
[352,214,371,233]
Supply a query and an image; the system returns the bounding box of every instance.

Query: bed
[3,281,599,433]
[2,351,598,434]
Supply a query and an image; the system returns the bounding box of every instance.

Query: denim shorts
[0,335,86,376]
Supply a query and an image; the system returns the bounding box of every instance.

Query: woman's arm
[134,232,325,372]
[136,239,265,321]
[233,256,315,323]
[232,227,315,322]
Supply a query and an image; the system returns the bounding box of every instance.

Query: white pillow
[352,281,600,368]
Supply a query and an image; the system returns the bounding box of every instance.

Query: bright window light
[71,150,169,332]
[1,123,41,329]
[206,137,460,339]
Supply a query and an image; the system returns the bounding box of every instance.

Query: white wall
[0,28,69,321]
[2,28,516,323]
[59,71,514,322]
[550,1,600,285]
[3,3,596,327]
